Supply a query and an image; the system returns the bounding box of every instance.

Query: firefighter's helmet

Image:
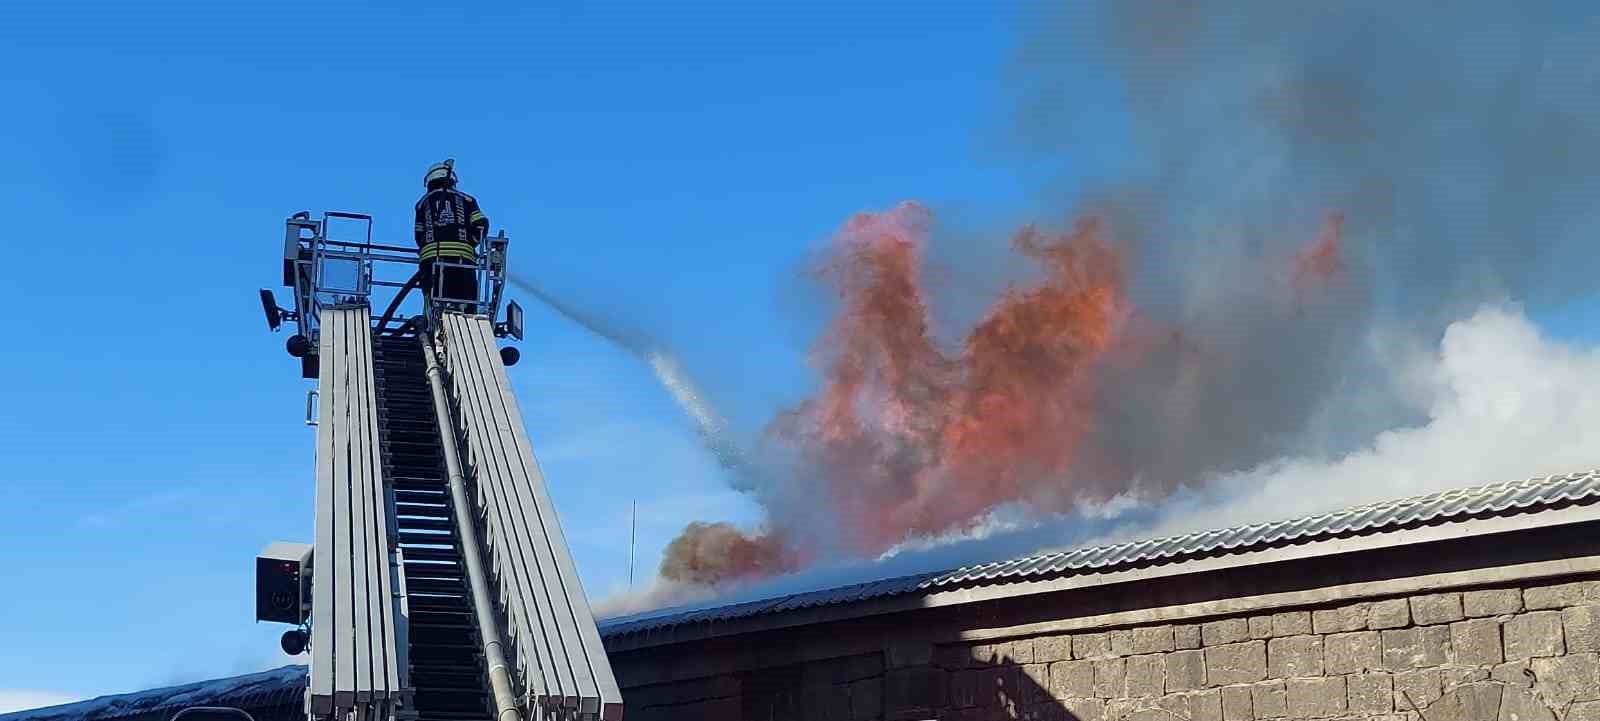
[424,159,457,188]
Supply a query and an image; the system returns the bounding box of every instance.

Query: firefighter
[414,159,489,312]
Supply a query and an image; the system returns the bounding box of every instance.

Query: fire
[660,203,1343,586]
[657,522,797,586]
[774,203,1128,555]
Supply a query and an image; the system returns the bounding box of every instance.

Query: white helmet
[424,159,457,188]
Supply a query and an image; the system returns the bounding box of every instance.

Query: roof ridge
[602,469,1600,639]
[922,469,1600,588]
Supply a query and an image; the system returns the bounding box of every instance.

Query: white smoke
[595,303,1600,619]
[591,579,718,620]
[1119,303,1600,540]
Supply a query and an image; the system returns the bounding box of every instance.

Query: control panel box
[256,541,313,624]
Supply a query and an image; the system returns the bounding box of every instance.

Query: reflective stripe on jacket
[418,241,478,261]
[413,188,489,260]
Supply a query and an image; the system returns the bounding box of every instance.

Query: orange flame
[664,204,1344,586]
[774,203,1128,554]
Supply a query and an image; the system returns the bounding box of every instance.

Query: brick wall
[932,579,1600,721]
[616,576,1600,721]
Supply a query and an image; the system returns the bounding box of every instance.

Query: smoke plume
[656,522,798,586]
[633,1,1600,591]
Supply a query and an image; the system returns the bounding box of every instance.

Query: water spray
[506,274,760,489]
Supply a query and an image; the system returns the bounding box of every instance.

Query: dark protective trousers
[421,257,479,314]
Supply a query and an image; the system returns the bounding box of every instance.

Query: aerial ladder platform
[255,212,622,721]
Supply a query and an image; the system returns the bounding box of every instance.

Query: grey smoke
[1011,1,1600,500]
[576,1,1600,610]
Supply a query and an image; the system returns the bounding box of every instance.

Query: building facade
[600,473,1600,721]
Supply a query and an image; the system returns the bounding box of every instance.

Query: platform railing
[279,211,509,350]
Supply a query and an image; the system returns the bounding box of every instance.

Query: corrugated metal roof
[600,470,1600,639]
[0,666,307,721]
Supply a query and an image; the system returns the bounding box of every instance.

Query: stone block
[1368,599,1411,630]
[885,666,945,717]
[1325,631,1381,674]
[1490,660,1533,688]
[1391,669,1441,712]
[1204,619,1251,647]
[1523,580,1600,610]
[1208,642,1268,686]
[1530,653,1600,705]
[632,675,740,707]
[1312,604,1370,634]
[1252,681,1287,719]
[1053,660,1095,698]
[1497,686,1556,721]
[1191,689,1223,721]
[688,697,743,720]
[977,666,1009,709]
[1381,626,1449,670]
[1444,667,1491,685]
[1572,702,1600,721]
[1129,704,1178,721]
[1176,625,1202,650]
[1502,611,1565,660]
[1463,589,1522,618]
[1112,631,1136,657]
[1409,593,1465,625]
[996,666,1028,710]
[1250,617,1274,640]
[850,677,883,720]
[839,653,886,683]
[1008,640,1037,664]
[1268,636,1324,678]
[969,644,997,667]
[1222,685,1255,721]
[1449,619,1503,665]
[1426,683,1503,721]
[803,685,851,721]
[1094,658,1126,699]
[1166,650,1206,692]
[1038,635,1075,663]
[1125,655,1165,698]
[1566,605,1600,653]
[1076,633,1113,660]
[1134,627,1177,655]
[1157,693,1192,720]
[887,641,934,669]
[1272,612,1314,637]
[1022,663,1053,707]
[949,670,977,708]
[937,645,969,671]
[1105,698,1141,721]
[1063,697,1106,721]
[1285,677,1345,719]
[1347,673,1393,715]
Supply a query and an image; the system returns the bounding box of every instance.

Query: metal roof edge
[602,483,1600,653]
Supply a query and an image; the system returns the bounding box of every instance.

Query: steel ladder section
[372,333,491,721]
[440,312,624,721]
[309,307,406,721]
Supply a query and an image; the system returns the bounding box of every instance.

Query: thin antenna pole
[628,500,637,588]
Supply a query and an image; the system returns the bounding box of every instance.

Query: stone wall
[617,576,1600,721]
[929,578,1600,721]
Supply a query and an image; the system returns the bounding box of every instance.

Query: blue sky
[5,0,1600,710]
[0,0,1049,704]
